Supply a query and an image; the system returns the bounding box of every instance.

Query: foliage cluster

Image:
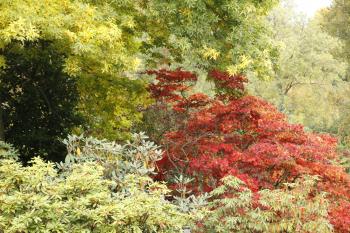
[0,41,83,162]
[321,0,350,79]
[0,136,193,233]
[0,0,280,159]
[0,0,148,152]
[0,137,340,232]
[248,0,348,135]
[1,0,350,232]
[196,176,333,233]
[146,69,350,232]
[139,0,279,79]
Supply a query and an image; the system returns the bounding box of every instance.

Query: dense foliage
[196,176,333,233]
[0,0,280,154]
[0,136,340,233]
[321,0,350,79]
[0,41,82,162]
[249,0,348,134]
[0,0,140,77]
[0,136,193,232]
[138,0,278,78]
[1,0,350,232]
[147,69,350,232]
[0,0,148,147]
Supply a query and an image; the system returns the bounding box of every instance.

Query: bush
[196,176,333,233]
[0,135,192,233]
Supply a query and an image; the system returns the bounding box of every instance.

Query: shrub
[0,135,193,233]
[196,176,333,233]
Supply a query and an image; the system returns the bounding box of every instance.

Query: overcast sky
[294,0,332,17]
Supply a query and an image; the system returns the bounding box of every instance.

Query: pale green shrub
[196,176,333,233]
[0,135,191,233]
[60,133,162,184]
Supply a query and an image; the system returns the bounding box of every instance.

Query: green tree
[248,0,348,133]
[321,0,350,79]
[76,75,152,141]
[0,0,140,77]
[321,0,350,147]
[0,0,145,156]
[0,41,82,163]
[138,0,279,79]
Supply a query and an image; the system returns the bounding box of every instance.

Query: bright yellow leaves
[0,18,40,42]
[120,16,136,29]
[77,76,152,140]
[130,57,142,71]
[202,46,220,60]
[226,65,238,76]
[226,55,252,76]
[0,0,137,77]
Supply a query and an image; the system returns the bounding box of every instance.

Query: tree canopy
[321,0,350,79]
[248,0,348,134]
[0,0,280,156]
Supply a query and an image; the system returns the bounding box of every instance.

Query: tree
[147,69,350,232]
[0,0,147,157]
[0,0,140,77]
[137,0,279,79]
[0,41,82,163]
[248,0,348,133]
[320,0,350,147]
[321,0,350,79]
[77,75,152,141]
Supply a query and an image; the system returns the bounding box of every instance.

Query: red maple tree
[147,69,350,232]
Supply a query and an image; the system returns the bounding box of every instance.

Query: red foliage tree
[147,69,350,232]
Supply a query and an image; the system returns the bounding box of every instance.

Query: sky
[294,0,332,17]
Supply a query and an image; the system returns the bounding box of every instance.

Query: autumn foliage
[147,69,350,233]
